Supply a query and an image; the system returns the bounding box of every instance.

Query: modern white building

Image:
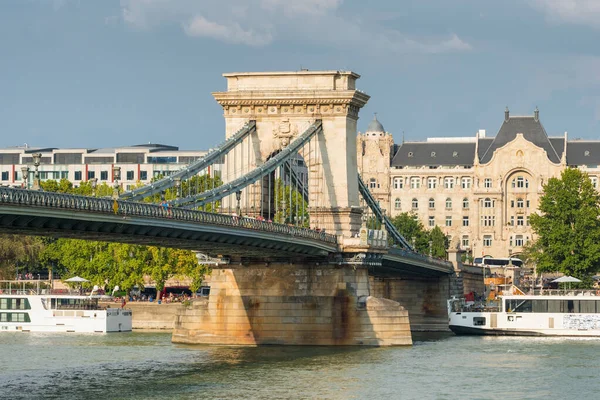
[0,143,210,191]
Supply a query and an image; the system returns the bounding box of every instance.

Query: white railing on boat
[0,280,89,296]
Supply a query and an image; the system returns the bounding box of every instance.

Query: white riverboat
[448,289,600,336]
[0,281,132,333]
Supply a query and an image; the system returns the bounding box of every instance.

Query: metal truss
[357,174,413,250]
[120,120,257,201]
[172,121,322,208]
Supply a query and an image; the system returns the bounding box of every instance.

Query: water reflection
[1,332,600,400]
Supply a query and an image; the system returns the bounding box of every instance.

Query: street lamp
[412,236,416,250]
[174,177,181,199]
[32,153,42,190]
[235,190,242,216]
[429,240,433,257]
[507,247,513,288]
[112,166,121,199]
[21,166,29,189]
[90,177,98,197]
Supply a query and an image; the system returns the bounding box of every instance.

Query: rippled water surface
[1,331,600,399]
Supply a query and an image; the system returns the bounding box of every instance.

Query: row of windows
[395,197,503,211]
[505,299,599,313]
[390,175,532,190]
[427,216,471,227]
[395,197,471,210]
[0,298,30,310]
[391,177,473,190]
[1,170,151,182]
[0,313,30,322]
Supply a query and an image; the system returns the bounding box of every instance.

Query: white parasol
[64,276,90,283]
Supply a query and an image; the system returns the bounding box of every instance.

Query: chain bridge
[0,71,457,346]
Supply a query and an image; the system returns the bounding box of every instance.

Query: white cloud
[260,0,342,16]
[183,16,273,46]
[118,0,472,53]
[530,0,600,28]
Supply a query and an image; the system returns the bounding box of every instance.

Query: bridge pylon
[213,70,370,239]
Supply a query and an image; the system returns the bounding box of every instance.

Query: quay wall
[101,302,183,330]
[172,264,412,346]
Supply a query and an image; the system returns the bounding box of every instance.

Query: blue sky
[2,0,600,150]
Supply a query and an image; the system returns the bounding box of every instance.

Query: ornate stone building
[358,108,599,259]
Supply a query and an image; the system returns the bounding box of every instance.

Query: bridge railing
[388,247,453,268]
[0,187,338,245]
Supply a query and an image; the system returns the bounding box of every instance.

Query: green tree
[273,178,309,226]
[390,212,429,252]
[527,168,600,279]
[0,235,46,279]
[428,226,448,259]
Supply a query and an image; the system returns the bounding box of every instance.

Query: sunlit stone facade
[358,109,600,259]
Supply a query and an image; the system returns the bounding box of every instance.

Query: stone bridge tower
[213,70,370,238]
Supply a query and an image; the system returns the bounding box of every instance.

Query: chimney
[534,106,539,122]
[505,107,510,122]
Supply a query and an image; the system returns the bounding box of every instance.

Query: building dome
[366,115,385,133]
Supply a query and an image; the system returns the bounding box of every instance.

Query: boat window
[580,300,596,313]
[507,299,533,313]
[0,298,30,310]
[532,300,548,313]
[0,312,30,322]
[473,317,486,326]
[547,300,562,313]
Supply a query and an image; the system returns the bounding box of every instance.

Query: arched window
[395,198,401,209]
[445,197,452,209]
[429,198,435,209]
[483,198,493,208]
[462,198,469,209]
[369,178,377,189]
[412,198,419,209]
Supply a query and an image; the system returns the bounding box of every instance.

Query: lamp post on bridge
[89,178,98,197]
[32,153,42,190]
[112,166,121,199]
[21,166,29,189]
[429,240,433,257]
[174,177,181,199]
[235,190,242,217]
[411,236,416,251]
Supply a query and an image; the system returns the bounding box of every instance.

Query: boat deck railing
[518,289,599,297]
[0,280,88,296]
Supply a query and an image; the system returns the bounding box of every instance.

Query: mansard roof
[391,142,476,167]
[479,112,561,164]
[566,141,600,166]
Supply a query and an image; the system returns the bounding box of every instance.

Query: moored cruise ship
[448,290,600,336]
[0,281,132,333]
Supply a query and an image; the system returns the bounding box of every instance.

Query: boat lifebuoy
[596,290,600,296]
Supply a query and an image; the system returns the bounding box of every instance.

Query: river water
[1,331,599,400]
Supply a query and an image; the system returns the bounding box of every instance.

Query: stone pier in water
[172,264,412,346]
